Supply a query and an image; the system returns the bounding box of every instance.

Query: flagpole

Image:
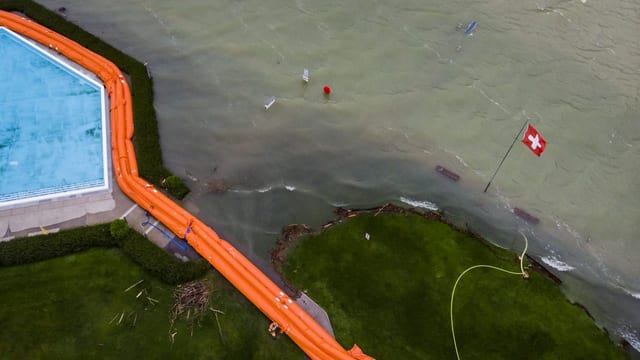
[483,118,529,193]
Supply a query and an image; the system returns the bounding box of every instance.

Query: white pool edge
[0,27,111,211]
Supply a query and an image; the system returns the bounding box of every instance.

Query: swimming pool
[0,27,109,208]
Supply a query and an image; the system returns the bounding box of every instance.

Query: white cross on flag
[521,124,546,156]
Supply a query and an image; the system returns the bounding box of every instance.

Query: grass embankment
[0,248,302,359]
[284,214,627,360]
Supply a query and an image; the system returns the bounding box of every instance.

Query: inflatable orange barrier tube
[0,10,373,360]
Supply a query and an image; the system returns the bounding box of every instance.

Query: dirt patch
[270,224,313,296]
[525,255,562,285]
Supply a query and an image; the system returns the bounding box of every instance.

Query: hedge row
[121,231,211,285]
[0,221,210,285]
[0,0,189,199]
[0,224,114,266]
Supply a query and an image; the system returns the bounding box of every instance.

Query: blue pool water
[0,27,108,206]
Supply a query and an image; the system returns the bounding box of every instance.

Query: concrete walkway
[0,178,179,252]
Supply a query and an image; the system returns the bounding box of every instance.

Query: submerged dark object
[513,207,540,225]
[435,165,460,182]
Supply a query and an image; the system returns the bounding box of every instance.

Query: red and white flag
[521,124,546,156]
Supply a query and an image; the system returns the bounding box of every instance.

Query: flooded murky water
[35,0,639,352]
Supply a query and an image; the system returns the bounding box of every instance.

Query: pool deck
[0,179,174,251]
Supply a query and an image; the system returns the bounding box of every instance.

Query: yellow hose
[450,231,529,360]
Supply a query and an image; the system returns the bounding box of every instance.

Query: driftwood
[210,308,226,342]
[169,280,213,338]
[269,203,558,300]
[270,224,313,274]
[124,279,144,293]
[270,224,313,296]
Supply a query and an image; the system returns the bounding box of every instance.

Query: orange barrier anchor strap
[183,219,194,239]
[268,322,280,338]
[348,344,376,360]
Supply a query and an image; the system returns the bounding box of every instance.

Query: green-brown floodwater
[36,0,639,352]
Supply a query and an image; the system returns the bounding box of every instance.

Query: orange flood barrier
[0,11,373,360]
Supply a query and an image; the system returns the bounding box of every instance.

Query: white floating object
[264,96,276,109]
[364,232,370,241]
[302,68,309,83]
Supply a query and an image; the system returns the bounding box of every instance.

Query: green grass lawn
[0,248,303,359]
[0,215,629,359]
[283,213,628,360]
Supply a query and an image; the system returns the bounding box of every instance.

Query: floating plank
[264,96,276,109]
[513,207,540,225]
[435,165,460,182]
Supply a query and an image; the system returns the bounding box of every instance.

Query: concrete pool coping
[0,179,172,250]
[0,25,111,209]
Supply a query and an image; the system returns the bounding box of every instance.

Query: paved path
[0,179,175,250]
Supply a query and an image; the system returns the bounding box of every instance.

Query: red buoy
[323,85,331,95]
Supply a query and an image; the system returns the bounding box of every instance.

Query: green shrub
[110,219,130,241]
[0,224,114,266]
[1,222,208,285]
[121,231,210,285]
[164,175,190,199]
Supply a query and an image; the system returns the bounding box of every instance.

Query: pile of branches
[169,279,212,337]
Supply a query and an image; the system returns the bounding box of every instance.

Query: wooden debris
[213,311,224,342]
[124,279,144,293]
[209,308,226,342]
[374,204,389,217]
[270,203,444,297]
[514,207,540,225]
[269,224,314,296]
[435,165,460,181]
[169,280,213,338]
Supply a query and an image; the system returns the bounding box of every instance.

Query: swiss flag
[521,124,546,156]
